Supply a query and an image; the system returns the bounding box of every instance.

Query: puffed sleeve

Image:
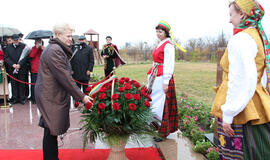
[221,32,258,124]
[163,43,175,84]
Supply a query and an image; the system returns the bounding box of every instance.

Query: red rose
[124,83,131,90]
[134,82,141,88]
[144,100,150,107]
[91,93,96,98]
[129,103,136,111]
[146,95,152,101]
[133,94,140,100]
[105,83,112,89]
[97,109,100,115]
[125,93,133,100]
[100,87,107,93]
[98,103,106,110]
[118,87,125,93]
[85,102,93,110]
[86,87,92,92]
[140,89,146,96]
[112,103,120,111]
[74,101,80,108]
[119,79,125,84]
[98,93,106,99]
[112,94,119,100]
[141,86,147,91]
[124,77,130,82]
[130,80,137,84]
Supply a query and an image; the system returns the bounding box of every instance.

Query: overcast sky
[1,0,270,48]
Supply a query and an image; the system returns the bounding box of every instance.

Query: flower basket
[106,135,129,160]
[79,76,158,157]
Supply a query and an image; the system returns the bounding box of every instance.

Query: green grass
[93,61,217,106]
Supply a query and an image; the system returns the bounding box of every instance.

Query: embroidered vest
[147,40,171,76]
[211,28,270,125]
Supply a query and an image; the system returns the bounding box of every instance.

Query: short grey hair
[52,23,75,37]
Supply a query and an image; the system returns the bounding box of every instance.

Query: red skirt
[158,77,178,137]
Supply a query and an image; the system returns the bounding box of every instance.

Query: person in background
[101,36,125,77]
[146,21,179,142]
[70,35,94,93]
[2,36,13,53]
[29,39,44,104]
[18,33,30,101]
[35,23,92,160]
[4,34,28,105]
[1,36,13,85]
[18,33,24,42]
[211,0,270,159]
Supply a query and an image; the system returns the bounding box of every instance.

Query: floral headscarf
[234,1,270,87]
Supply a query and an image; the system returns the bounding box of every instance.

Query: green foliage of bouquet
[80,77,157,147]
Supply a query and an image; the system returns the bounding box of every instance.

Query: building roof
[84,29,99,35]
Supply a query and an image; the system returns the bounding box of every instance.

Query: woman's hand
[163,84,168,93]
[82,95,92,103]
[86,70,91,75]
[222,122,235,137]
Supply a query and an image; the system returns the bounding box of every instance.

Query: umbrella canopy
[0,24,21,37]
[25,30,53,39]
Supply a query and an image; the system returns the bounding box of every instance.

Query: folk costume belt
[147,62,163,93]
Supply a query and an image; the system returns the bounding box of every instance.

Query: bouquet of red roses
[79,77,157,147]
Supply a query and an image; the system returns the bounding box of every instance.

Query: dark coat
[4,42,28,74]
[70,43,94,81]
[35,38,85,136]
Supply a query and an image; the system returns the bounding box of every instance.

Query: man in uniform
[101,36,125,77]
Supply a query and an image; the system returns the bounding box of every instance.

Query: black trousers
[10,73,27,101]
[25,73,29,98]
[30,73,37,102]
[43,127,59,160]
[76,80,88,93]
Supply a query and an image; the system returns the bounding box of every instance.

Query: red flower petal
[85,102,93,110]
[112,103,120,111]
[144,100,150,107]
[74,101,80,108]
[112,94,119,100]
[129,103,136,111]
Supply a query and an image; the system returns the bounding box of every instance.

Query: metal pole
[0,67,10,108]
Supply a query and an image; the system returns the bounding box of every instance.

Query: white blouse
[221,32,267,124]
[155,38,175,85]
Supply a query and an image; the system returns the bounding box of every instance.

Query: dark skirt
[215,118,270,160]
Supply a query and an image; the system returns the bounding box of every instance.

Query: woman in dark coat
[35,23,91,160]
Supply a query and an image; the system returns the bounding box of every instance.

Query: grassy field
[92,61,217,106]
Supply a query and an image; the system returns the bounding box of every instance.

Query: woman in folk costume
[211,0,270,159]
[147,21,186,141]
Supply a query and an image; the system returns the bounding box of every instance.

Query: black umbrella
[25,30,53,39]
